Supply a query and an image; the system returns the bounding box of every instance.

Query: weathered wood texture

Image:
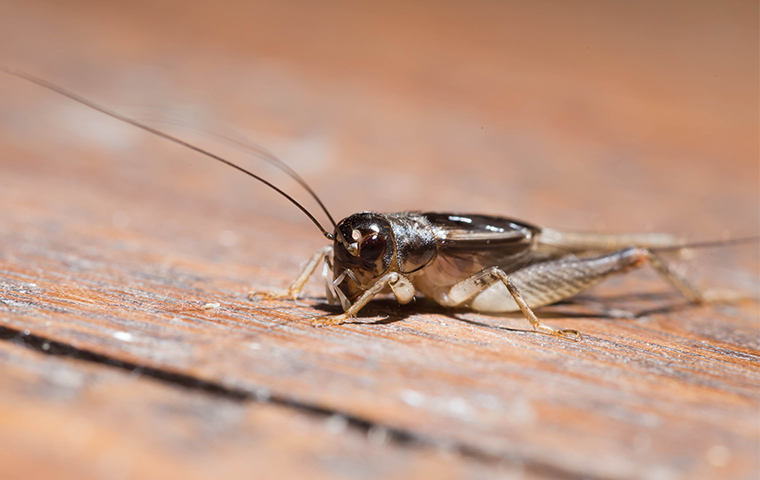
[0,1,758,479]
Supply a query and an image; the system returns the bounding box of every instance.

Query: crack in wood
[0,324,608,480]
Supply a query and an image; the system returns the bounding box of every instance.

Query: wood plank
[0,1,758,479]
[0,338,518,480]
[1,156,757,479]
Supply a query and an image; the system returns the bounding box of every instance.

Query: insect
[4,68,755,341]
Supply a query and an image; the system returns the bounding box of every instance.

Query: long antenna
[144,117,337,228]
[1,67,335,240]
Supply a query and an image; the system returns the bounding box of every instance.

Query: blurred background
[1,0,756,233]
[1,0,757,299]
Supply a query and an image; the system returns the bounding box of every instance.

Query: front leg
[249,246,332,301]
[312,272,414,327]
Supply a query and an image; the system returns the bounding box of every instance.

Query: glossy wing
[422,213,541,277]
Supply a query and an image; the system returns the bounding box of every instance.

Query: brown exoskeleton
[253,211,751,340]
[6,68,755,341]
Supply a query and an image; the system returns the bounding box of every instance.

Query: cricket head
[332,212,395,304]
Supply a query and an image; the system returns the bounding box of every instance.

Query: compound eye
[359,233,385,262]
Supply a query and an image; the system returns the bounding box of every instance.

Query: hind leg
[442,247,704,340]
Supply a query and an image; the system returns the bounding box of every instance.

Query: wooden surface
[0,1,758,479]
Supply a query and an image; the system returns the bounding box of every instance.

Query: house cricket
[4,67,756,341]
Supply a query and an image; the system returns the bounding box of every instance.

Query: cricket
[4,67,755,341]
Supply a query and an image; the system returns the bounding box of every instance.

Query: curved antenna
[142,116,337,228]
[1,67,335,240]
[156,119,356,253]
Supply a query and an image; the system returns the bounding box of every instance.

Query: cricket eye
[359,233,385,262]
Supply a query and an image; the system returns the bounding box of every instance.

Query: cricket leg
[446,247,710,340]
[249,246,333,301]
[644,250,704,304]
[537,231,756,301]
[639,251,746,304]
[312,272,414,327]
[443,266,586,341]
[503,247,707,310]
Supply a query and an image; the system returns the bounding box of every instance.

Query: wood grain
[0,336,512,480]
[0,1,758,479]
